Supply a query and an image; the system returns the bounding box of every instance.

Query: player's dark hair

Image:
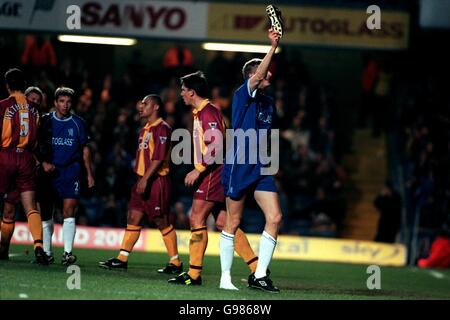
[145,94,163,108]
[5,68,26,92]
[143,94,166,118]
[180,71,209,98]
[25,86,44,100]
[54,87,75,101]
[242,58,262,80]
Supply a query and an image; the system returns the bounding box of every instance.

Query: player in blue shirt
[220,28,282,293]
[36,87,95,265]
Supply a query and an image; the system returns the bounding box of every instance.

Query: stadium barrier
[11,222,407,266]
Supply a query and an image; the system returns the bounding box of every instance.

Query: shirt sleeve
[151,125,171,161]
[246,78,257,98]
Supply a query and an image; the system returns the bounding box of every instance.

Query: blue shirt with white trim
[39,111,89,167]
[228,79,274,168]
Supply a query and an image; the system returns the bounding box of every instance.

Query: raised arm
[248,29,281,93]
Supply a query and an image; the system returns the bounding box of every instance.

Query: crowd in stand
[397,67,450,242]
[381,50,450,264]
[1,35,347,236]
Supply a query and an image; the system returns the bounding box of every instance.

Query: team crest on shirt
[68,128,74,137]
[144,132,151,143]
[208,122,217,129]
[159,136,167,144]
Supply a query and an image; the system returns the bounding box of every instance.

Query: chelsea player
[220,28,282,293]
[36,87,94,265]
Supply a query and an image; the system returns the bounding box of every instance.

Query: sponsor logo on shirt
[208,122,217,129]
[52,137,74,146]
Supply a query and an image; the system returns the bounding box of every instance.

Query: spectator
[21,35,57,68]
[374,182,402,243]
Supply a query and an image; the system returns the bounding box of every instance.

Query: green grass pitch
[1,245,449,300]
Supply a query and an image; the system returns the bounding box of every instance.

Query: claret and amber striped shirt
[0,93,39,151]
[134,118,171,177]
[192,99,226,172]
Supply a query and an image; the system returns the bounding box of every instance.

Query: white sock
[220,231,235,274]
[254,230,277,279]
[220,270,239,290]
[219,231,238,290]
[42,219,54,256]
[63,217,76,253]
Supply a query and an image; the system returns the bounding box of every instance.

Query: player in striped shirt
[0,86,43,260]
[99,95,182,273]
[168,71,260,286]
[0,68,47,265]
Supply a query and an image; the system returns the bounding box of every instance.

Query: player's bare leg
[253,191,282,240]
[154,215,182,274]
[249,190,282,293]
[0,202,16,260]
[99,209,143,270]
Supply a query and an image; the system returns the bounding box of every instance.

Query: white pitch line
[8,253,26,257]
[19,293,29,299]
[428,270,445,279]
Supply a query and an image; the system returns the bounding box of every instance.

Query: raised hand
[268,28,281,47]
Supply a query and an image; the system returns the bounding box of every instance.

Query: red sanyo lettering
[81,2,186,30]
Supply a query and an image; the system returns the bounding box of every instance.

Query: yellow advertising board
[207,3,409,49]
[145,230,407,266]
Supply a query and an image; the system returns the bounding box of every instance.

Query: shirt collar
[144,117,163,129]
[192,99,209,116]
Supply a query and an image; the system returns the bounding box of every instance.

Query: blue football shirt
[228,79,274,167]
[42,111,89,167]
[222,79,275,195]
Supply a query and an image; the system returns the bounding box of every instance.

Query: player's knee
[268,212,282,227]
[154,217,169,230]
[3,205,16,220]
[189,214,206,229]
[215,215,225,231]
[63,211,76,219]
[215,220,224,231]
[127,214,141,226]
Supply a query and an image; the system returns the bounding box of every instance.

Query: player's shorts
[128,175,171,220]
[38,162,81,201]
[0,149,37,196]
[193,165,225,203]
[222,163,277,200]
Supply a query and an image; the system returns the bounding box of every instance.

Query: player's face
[139,98,156,119]
[180,85,193,106]
[54,95,72,117]
[27,92,42,106]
